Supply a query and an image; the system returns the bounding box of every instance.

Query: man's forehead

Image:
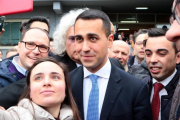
[30,21,49,32]
[23,29,49,43]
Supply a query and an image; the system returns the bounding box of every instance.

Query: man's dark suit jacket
[70,60,152,120]
[149,66,180,120]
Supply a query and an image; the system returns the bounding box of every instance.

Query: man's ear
[17,42,21,53]
[176,52,180,64]
[108,34,113,48]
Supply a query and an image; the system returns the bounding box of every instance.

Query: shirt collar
[83,58,111,79]
[152,68,177,86]
[76,63,82,67]
[12,56,27,76]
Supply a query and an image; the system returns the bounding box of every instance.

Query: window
[0,22,22,46]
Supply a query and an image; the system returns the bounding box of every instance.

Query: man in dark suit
[144,28,180,120]
[70,9,152,120]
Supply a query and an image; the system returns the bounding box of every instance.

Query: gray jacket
[128,59,151,82]
[0,98,73,120]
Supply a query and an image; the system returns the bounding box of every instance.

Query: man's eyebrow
[87,33,99,37]
[145,49,151,52]
[75,35,82,38]
[157,49,169,52]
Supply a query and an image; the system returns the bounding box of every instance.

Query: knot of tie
[89,74,98,83]
[154,83,164,93]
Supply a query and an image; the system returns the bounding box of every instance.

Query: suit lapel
[100,62,122,120]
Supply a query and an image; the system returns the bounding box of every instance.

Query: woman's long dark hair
[19,57,81,120]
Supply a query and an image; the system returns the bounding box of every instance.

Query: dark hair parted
[26,16,50,33]
[75,9,111,37]
[146,28,178,54]
[19,57,81,120]
[133,29,148,43]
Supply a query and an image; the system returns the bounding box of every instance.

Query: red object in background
[0,0,33,16]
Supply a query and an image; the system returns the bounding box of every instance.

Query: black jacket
[70,60,152,120]
[149,66,180,120]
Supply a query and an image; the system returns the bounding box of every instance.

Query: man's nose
[166,20,180,42]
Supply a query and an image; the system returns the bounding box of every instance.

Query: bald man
[109,40,130,71]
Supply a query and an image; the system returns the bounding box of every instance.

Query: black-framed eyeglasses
[20,41,50,53]
[143,39,147,47]
[170,0,180,25]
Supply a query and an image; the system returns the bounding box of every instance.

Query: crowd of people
[0,0,179,120]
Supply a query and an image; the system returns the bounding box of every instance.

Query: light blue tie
[87,74,99,120]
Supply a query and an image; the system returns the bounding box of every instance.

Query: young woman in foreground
[0,57,80,120]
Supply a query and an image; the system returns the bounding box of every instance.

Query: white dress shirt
[150,69,177,120]
[83,58,111,120]
[76,63,82,68]
[12,56,27,76]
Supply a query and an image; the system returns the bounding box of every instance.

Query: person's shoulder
[70,66,83,75]
[6,99,34,120]
[112,63,145,87]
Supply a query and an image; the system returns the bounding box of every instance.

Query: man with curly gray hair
[53,8,88,71]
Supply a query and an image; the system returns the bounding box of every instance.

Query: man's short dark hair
[146,28,178,54]
[26,16,50,33]
[133,29,148,43]
[19,21,28,33]
[75,9,111,37]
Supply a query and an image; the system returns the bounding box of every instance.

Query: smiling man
[0,28,49,88]
[145,28,180,120]
[70,9,152,120]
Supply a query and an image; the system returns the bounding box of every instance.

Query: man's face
[121,32,124,37]
[129,34,133,39]
[108,41,129,66]
[166,0,180,51]
[134,34,147,62]
[145,36,178,81]
[30,21,49,33]
[18,29,49,70]
[75,19,113,73]
[65,26,80,64]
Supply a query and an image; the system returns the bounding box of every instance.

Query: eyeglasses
[170,0,180,25]
[135,39,147,46]
[20,41,50,53]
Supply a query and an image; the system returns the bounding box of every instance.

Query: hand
[0,28,5,36]
[0,106,5,111]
